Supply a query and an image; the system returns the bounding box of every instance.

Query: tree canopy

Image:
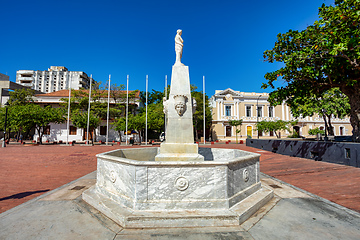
[191,86,212,140]
[263,0,360,141]
[289,88,350,135]
[229,119,243,143]
[256,120,297,139]
[1,89,66,143]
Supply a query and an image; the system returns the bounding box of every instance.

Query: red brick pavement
[0,144,149,214]
[210,144,360,213]
[1,143,359,214]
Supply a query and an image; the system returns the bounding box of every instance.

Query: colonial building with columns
[210,88,352,141]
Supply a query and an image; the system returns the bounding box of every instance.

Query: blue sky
[1,0,333,96]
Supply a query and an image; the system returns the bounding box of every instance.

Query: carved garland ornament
[109,170,116,183]
[174,176,189,191]
[243,169,249,182]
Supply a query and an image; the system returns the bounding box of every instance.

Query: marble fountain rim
[95,147,260,167]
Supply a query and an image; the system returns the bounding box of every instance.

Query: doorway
[226,126,232,137]
[83,128,94,142]
[247,126,252,137]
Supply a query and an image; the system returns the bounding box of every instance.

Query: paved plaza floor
[1,143,360,239]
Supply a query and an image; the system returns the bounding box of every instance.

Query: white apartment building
[16,66,92,93]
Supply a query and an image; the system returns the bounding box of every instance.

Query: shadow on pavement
[0,189,50,201]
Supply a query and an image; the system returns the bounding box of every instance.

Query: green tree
[109,83,126,104]
[1,89,37,140]
[140,89,167,105]
[191,85,212,141]
[263,0,360,141]
[113,113,144,143]
[8,88,35,106]
[6,105,66,144]
[71,109,101,143]
[60,86,138,141]
[32,106,66,144]
[289,88,350,135]
[2,89,66,142]
[308,127,325,136]
[229,119,243,143]
[7,105,37,135]
[256,120,297,139]
[143,103,164,132]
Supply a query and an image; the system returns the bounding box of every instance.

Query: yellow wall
[210,89,352,141]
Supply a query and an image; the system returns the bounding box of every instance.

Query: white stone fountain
[82,30,273,228]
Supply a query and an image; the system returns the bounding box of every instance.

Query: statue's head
[177,29,182,35]
[174,95,187,116]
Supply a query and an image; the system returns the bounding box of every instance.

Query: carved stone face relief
[174,95,187,116]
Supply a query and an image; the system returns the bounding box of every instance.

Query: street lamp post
[256,95,262,139]
[2,102,10,148]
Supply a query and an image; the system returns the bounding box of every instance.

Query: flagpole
[145,75,148,145]
[164,75,167,137]
[203,76,205,145]
[66,75,72,145]
[106,74,111,145]
[126,75,129,145]
[86,74,92,145]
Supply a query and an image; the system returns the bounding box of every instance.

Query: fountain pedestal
[155,65,204,162]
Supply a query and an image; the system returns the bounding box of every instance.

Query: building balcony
[18,77,34,81]
[242,116,280,122]
[222,115,238,120]
[19,83,33,88]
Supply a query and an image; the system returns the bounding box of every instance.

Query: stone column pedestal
[155,65,204,161]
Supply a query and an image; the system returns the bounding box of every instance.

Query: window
[226,126,232,137]
[70,126,77,135]
[270,131,274,136]
[246,106,251,117]
[225,106,231,116]
[100,126,107,135]
[257,106,262,117]
[268,106,274,118]
[340,127,344,136]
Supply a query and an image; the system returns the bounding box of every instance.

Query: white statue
[174,29,184,65]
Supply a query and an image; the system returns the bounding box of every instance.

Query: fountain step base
[82,185,273,228]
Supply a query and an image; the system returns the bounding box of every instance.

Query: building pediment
[214,88,243,100]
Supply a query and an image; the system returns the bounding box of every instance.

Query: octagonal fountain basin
[82,147,273,228]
